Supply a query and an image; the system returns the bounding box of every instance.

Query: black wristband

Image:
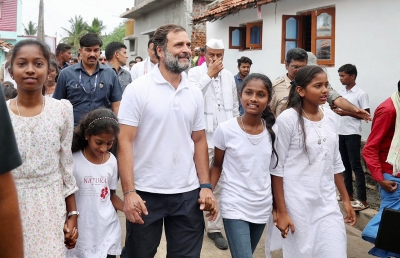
[200,183,212,189]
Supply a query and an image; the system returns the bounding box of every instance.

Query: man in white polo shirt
[334,63,370,211]
[118,24,217,258]
[130,38,158,80]
[188,38,239,250]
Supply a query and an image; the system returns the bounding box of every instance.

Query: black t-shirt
[0,88,22,174]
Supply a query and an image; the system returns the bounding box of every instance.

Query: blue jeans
[223,219,266,258]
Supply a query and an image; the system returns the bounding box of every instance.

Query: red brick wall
[191,1,208,56]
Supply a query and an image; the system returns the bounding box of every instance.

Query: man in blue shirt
[53,33,122,126]
[233,56,252,115]
[105,42,132,92]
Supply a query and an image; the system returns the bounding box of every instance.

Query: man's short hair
[148,38,154,48]
[56,43,72,56]
[80,33,103,48]
[129,60,136,65]
[105,42,127,61]
[152,24,186,60]
[237,56,253,67]
[135,56,143,62]
[286,48,308,64]
[338,64,358,78]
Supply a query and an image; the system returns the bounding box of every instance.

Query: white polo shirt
[118,65,205,194]
[337,85,369,135]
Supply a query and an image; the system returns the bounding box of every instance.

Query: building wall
[191,1,209,52]
[124,0,194,60]
[0,0,17,32]
[206,0,400,139]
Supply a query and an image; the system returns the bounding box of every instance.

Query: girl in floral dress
[6,39,78,257]
[67,108,124,258]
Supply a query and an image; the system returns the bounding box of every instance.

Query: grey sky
[22,0,134,42]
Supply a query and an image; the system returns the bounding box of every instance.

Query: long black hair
[241,73,278,168]
[71,108,120,152]
[287,65,326,155]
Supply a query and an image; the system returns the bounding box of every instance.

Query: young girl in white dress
[271,65,356,257]
[6,39,79,256]
[67,108,124,258]
[210,73,278,258]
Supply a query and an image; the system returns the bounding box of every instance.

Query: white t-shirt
[130,58,156,80]
[66,151,121,258]
[119,65,205,194]
[337,85,369,135]
[212,117,275,223]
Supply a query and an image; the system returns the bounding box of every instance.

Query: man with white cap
[188,38,239,250]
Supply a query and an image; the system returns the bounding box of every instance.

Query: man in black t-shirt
[0,86,24,257]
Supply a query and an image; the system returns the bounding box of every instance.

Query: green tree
[103,22,126,48]
[23,21,37,35]
[61,15,88,53]
[87,18,106,35]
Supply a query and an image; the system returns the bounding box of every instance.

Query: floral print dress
[7,97,78,257]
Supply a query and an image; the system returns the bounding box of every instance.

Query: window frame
[281,7,335,66]
[228,21,263,51]
[246,22,263,49]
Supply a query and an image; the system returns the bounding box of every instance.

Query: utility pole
[37,0,45,43]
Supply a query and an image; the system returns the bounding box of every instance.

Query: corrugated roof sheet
[192,0,276,24]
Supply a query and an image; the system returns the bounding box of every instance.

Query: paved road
[116,184,375,258]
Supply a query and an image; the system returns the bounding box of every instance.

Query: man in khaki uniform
[271,48,308,116]
[271,49,371,120]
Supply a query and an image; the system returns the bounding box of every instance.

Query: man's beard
[164,48,191,74]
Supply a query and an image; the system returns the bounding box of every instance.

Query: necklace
[240,116,265,145]
[84,148,104,164]
[301,108,325,145]
[16,96,45,116]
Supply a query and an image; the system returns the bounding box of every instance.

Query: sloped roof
[0,40,13,49]
[193,0,276,24]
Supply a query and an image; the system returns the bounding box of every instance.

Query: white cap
[206,38,224,50]
[100,51,106,58]
[307,52,317,65]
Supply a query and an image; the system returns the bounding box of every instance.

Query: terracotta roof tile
[0,40,13,50]
[193,0,275,24]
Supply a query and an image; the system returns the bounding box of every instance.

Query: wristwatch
[200,183,212,189]
[67,211,80,218]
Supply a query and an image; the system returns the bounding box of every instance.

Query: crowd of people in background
[1,21,399,258]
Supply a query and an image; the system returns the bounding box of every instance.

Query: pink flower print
[100,187,108,199]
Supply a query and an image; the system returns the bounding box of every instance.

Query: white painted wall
[206,0,400,139]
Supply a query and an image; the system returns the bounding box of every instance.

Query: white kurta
[271,108,346,258]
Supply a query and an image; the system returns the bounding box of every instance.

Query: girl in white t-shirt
[271,66,356,258]
[210,73,278,258]
[67,108,124,258]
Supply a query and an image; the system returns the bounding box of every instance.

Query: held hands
[342,200,357,226]
[64,216,78,249]
[198,188,218,221]
[378,180,398,193]
[123,192,148,224]
[274,210,295,238]
[207,58,223,78]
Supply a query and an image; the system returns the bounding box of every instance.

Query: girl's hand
[276,211,295,238]
[343,201,357,226]
[64,216,78,249]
